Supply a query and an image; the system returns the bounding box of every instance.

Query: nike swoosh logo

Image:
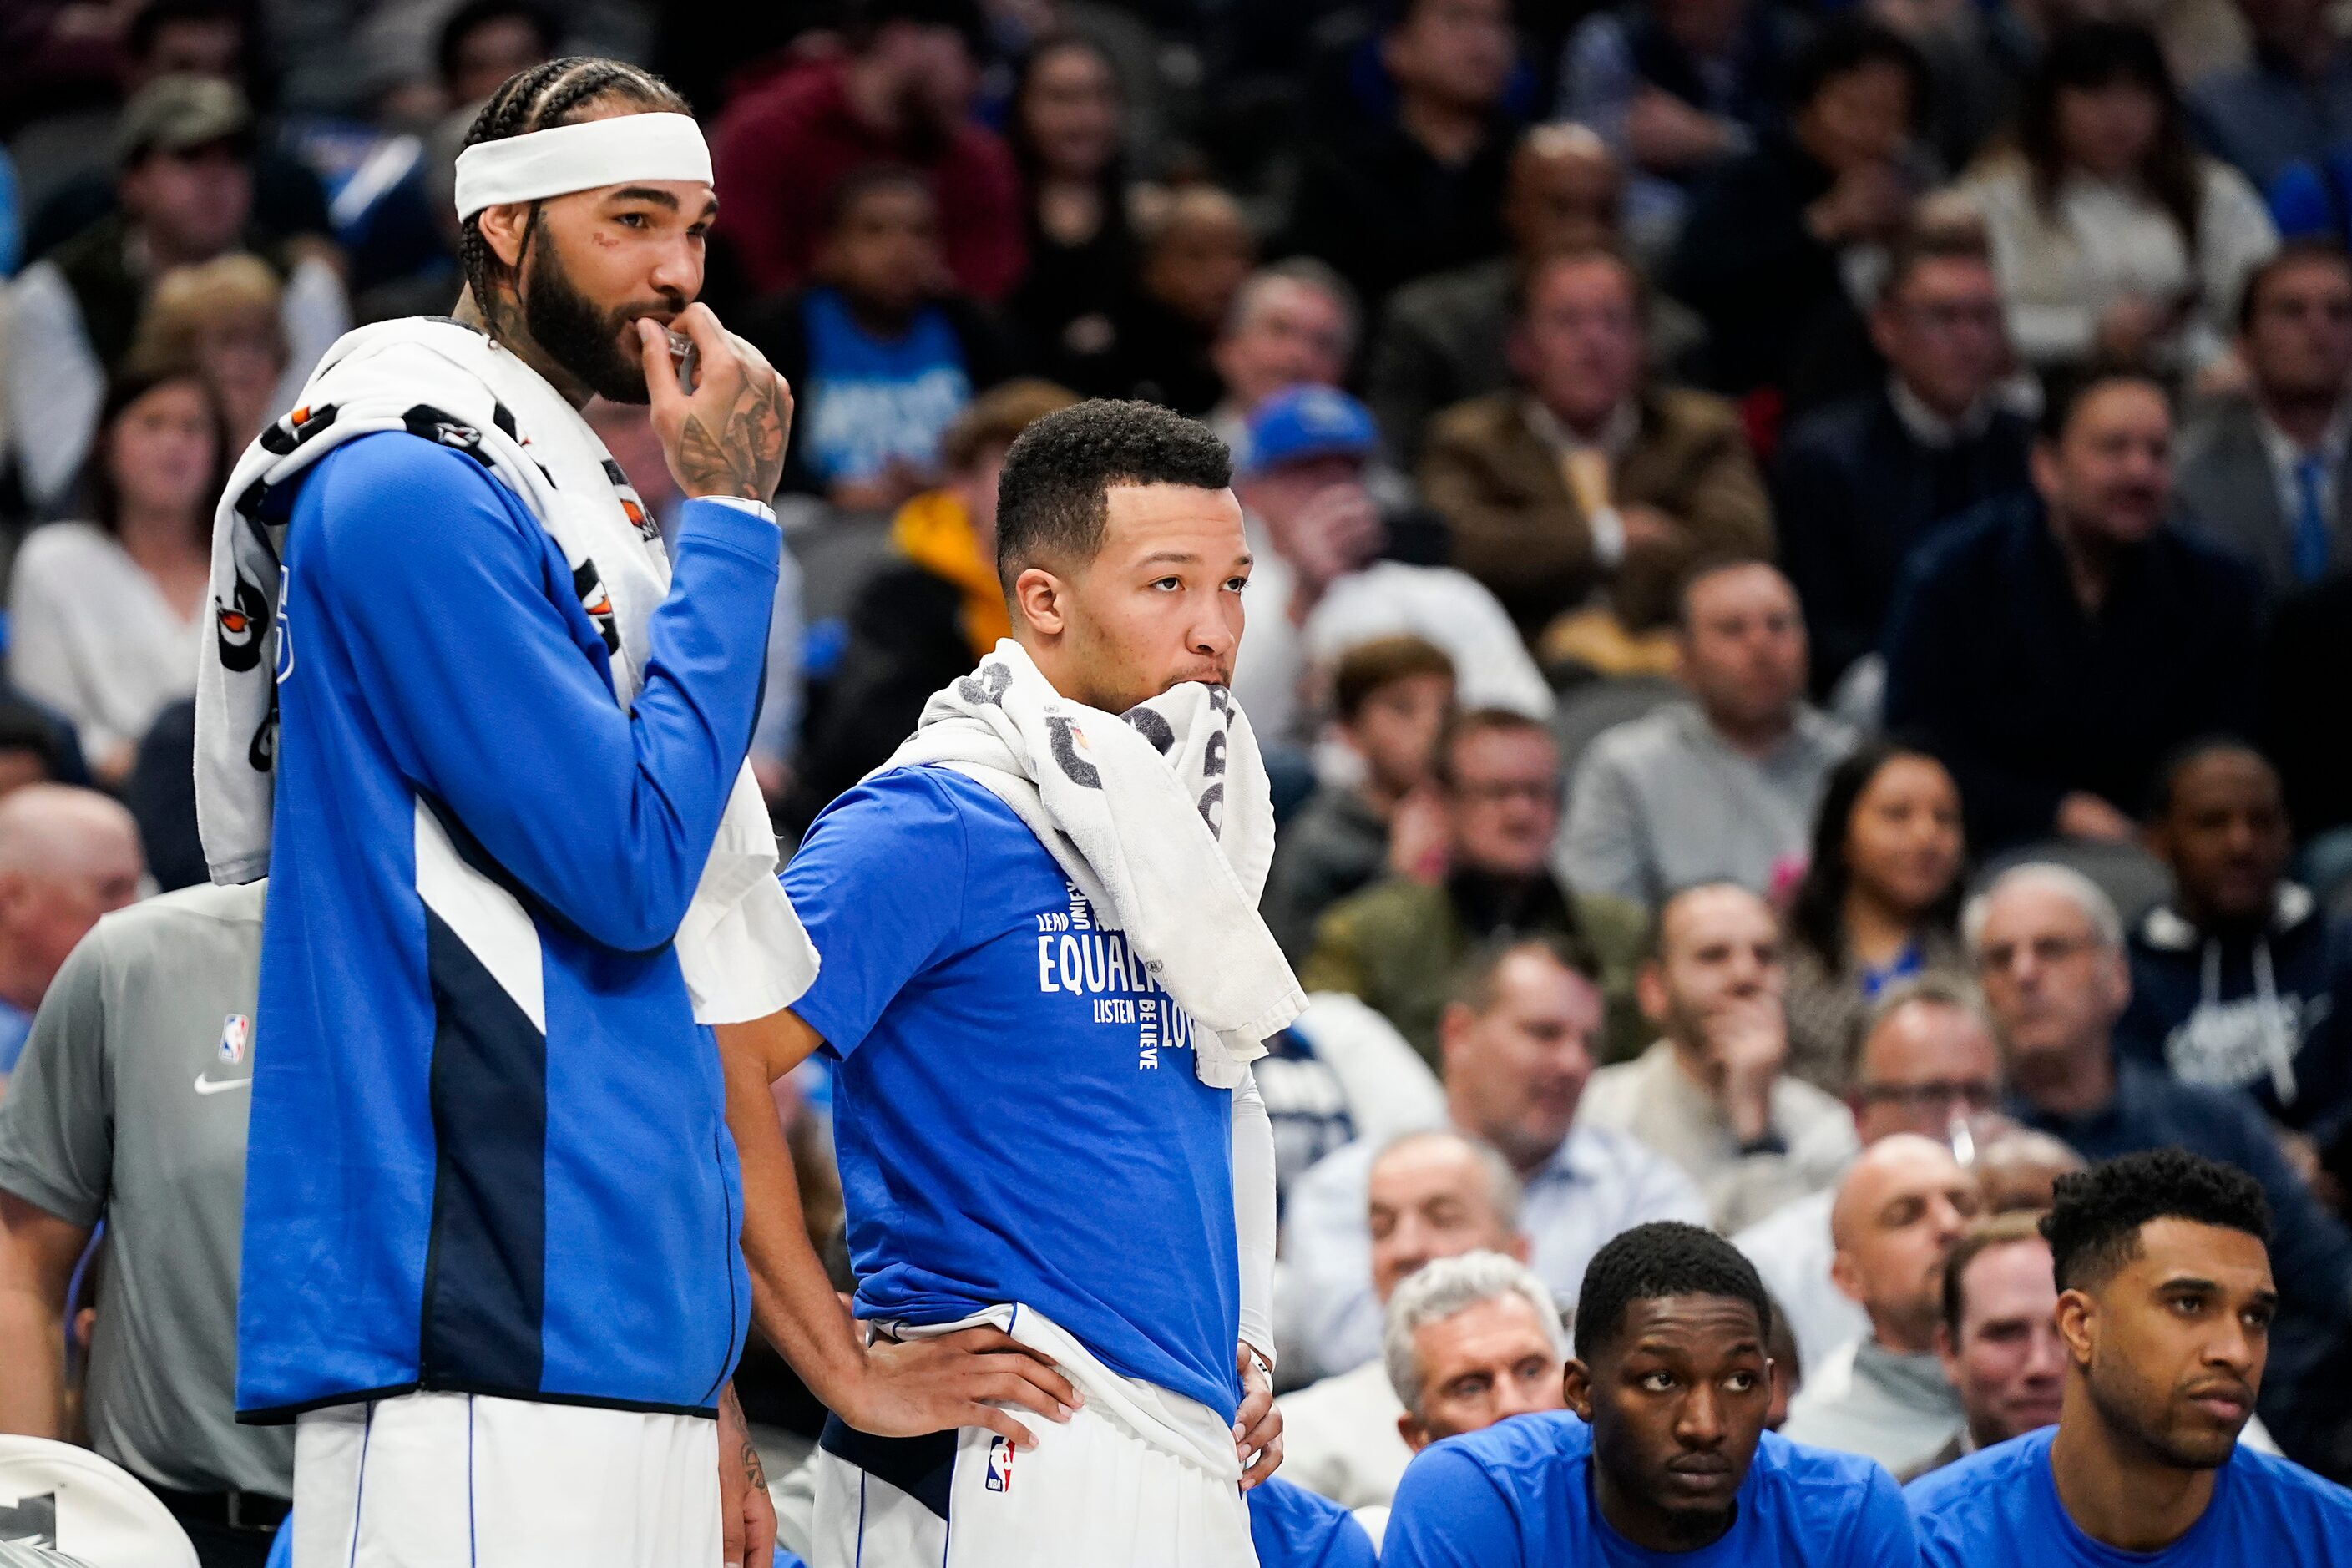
[193,1074,250,1095]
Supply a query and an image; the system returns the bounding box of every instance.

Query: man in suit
[1773,224,2035,700]
[2173,240,2352,598]
[1417,247,1772,652]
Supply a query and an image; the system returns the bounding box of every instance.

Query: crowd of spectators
[7,0,2352,1558]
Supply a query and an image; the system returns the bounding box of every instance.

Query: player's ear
[1013,564,1067,640]
[2055,1287,2097,1367]
[1562,1358,1595,1422]
[474,200,534,271]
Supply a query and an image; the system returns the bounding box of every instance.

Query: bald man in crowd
[1736,976,2004,1372]
[1279,1130,1529,1510]
[0,785,144,1081]
[1780,1135,1980,1474]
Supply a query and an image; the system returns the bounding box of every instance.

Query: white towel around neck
[880,640,1303,1088]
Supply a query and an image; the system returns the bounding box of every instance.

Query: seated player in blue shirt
[1908,1148,2352,1564]
[1383,1221,1920,1566]
[1249,1474,1379,1568]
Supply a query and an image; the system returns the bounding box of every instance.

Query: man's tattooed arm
[676,369,790,502]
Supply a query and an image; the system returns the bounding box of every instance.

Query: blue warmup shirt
[237,432,777,1421]
[1906,1427,2352,1566]
[1382,1411,1921,1567]
[781,766,1242,1420]
[1247,1476,1378,1568]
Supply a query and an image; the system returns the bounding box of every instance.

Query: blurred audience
[1097,184,1255,414]
[1968,861,2352,1463]
[1280,0,1524,312]
[5,74,347,514]
[1231,385,1548,747]
[9,363,222,783]
[1288,941,1704,1384]
[1368,124,1636,468]
[1577,882,1861,1231]
[1957,23,2278,379]
[1419,247,1772,654]
[1737,977,2006,1375]
[746,166,1015,509]
[1778,1133,1978,1474]
[789,380,1075,827]
[2173,240,2352,594]
[1773,223,2034,700]
[2121,739,2352,1206]
[1970,1123,2086,1213]
[1556,0,1808,248]
[712,0,1024,301]
[1781,741,1969,1092]
[1262,636,1455,962]
[1918,1211,2068,1473]
[129,253,286,448]
[2185,0,2352,189]
[438,1,560,114]
[1883,368,2263,856]
[1208,261,1358,455]
[1259,993,1448,1216]
[1277,1136,1527,1508]
[1560,559,1853,911]
[1669,19,1930,407]
[0,784,144,1080]
[1004,34,1137,394]
[1303,710,1647,1062]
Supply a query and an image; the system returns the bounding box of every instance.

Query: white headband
[453,112,713,221]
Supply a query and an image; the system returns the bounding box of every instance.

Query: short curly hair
[2041,1148,2273,1293]
[1576,1222,1773,1360]
[994,399,1232,589]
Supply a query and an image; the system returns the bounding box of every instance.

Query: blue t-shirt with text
[781,766,1242,1420]
[1382,1411,1920,1567]
[797,287,971,485]
[1905,1427,2352,1565]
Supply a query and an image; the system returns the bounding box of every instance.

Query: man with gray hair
[1383,1249,1571,1455]
[1278,1129,1528,1510]
[1970,861,2352,1464]
[0,786,145,1083]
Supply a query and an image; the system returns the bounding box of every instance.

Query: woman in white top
[9,362,225,782]
[1957,21,2277,378]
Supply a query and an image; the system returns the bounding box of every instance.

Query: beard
[520,231,680,406]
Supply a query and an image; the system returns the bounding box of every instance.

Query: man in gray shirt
[0,881,286,1566]
[1560,559,1854,910]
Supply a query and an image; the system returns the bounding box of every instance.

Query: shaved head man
[1781,1136,1977,1473]
[0,785,143,1078]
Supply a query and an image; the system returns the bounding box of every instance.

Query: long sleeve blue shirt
[236,430,778,1421]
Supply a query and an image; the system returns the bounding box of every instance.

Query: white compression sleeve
[1232,1067,1277,1367]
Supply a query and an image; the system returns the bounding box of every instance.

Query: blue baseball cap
[1243,385,1378,475]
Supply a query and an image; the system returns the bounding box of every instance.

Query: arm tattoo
[721,1383,767,1490]
[677,368,787,501]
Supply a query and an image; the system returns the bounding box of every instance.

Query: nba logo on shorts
[220,1014,250,1066]
[984,1434,1014,1493]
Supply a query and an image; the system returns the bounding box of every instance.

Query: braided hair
[455,57,692,313]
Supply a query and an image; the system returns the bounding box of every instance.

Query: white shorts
[807,1404,1257,1568]
[291,1391,721,1568]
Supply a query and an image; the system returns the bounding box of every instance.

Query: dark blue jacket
[1883,496,2264,853]
[1774,386,2033,695]
[2120,886,2352,1155]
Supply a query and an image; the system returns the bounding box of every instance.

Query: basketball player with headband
[198,60,1074,1568]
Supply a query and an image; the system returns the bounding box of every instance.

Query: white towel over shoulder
[881,640,1303,1087]
[194,316,816,1024]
